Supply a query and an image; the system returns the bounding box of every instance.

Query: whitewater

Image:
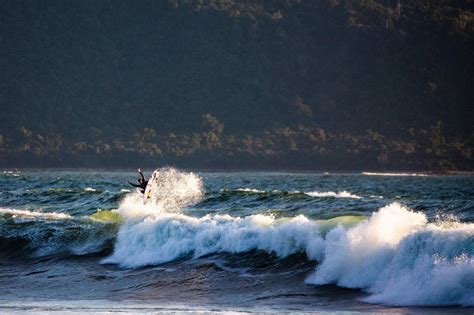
[0,169,472,313]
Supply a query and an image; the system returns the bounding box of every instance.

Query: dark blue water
[0,169,473,313]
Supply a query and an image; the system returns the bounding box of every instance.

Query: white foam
[117,192,162,217]
[0,208,71,220]
[102,213,324,268]
[362,172,428,177]
[305,203,474,306]
[305,191,362,199]
[84,187,97,192]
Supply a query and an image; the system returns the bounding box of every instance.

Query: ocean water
[0,168,473,314]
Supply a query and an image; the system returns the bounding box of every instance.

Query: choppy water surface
[0,169,473,313]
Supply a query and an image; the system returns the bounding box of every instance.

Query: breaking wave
[305,203,473,306]
[105,183,474,307]
[1,168,472,307]
[102,213,325,267]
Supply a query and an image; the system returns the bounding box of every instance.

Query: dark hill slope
[0,0,473,169]
[1,0,473,137]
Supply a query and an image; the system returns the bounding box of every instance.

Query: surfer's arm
[128,181,141,188]
[137,169,146,182]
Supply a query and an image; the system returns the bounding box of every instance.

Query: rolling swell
[0,208,119,259]
[219,188,362,199]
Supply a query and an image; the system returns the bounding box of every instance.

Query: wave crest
[102,213,324,268]
[305,203,474,306]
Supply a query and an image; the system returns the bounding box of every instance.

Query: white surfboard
[143,170,157,204]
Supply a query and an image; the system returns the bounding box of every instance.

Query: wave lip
[305,191,362,199]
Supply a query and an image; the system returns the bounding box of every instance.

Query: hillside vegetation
[1,0,473,169]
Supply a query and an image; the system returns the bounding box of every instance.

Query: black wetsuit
[129,171,148,194]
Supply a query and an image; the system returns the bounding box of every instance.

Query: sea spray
[119,167,204,217]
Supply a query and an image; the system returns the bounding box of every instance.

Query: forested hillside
[1,0,473,170]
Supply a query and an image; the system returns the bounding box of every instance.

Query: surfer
[128,169,148,194]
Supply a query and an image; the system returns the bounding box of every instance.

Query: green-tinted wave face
[316,215,367,235]
[89,209,123,224]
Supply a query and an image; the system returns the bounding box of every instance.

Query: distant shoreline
[2,167,473,176]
